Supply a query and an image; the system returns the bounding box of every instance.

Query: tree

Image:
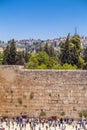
[69,45,79,65]
[44,43,49,55]
[83,47,87,69]
[38,44,44,52]
[70,35,81,54]
[49,45,55,57]
[44,43,55,57]
[2,45,10,65]
[8,39,17,65]
[60,33,70,64]
[16,52,25,65]
[60,34,83,68]
[83,47,87,62]
[70,35,83,68]
[27,53,39,69]
[27,51,57,69]
[24,50,30,63]
[0,52,4,65]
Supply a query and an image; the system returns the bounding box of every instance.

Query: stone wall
[0,65,87,118]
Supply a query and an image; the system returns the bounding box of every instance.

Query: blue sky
[0,0,87,41]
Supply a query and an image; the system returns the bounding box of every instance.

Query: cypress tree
[16,51,25,65]
[2,45,10,65]
[83,47,87,62]
[60,33,70,64]
[8,39,17,65]
[24,50,29,63]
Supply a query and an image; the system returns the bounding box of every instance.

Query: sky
[0,0,87,41]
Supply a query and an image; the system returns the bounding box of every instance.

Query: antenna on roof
[74,27,78,36]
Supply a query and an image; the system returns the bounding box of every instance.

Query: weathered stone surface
[0,66,87,118]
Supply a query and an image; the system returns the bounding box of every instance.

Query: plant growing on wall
[60,111,66,117]
[78,110,87,118]
[10,90,13,94]
[39,110,46,117]
[23,105,27,108]
[10,89,13,103]
[49,93,51,97]
[30,92,34,99]
[5,110,8,113]
[18,98,22,105]
[15,104,18,107]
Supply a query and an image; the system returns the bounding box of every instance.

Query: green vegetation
[60,34,83,68]
[27,51,57,69]
[44,42,55,57]
[2,39,29,65]
[39,110,46,117]
[2,39,17,65]
[1,34,87,70]
[78,110,87,118]
[60,111,66,117]
[26,34,85,70]
[53,63,77,70]
[0,52,3,65]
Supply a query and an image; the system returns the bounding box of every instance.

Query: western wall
[0,65,87,118]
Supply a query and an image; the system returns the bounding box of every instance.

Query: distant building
[16,47,25,52]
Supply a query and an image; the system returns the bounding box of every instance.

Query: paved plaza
[0,117,87,130]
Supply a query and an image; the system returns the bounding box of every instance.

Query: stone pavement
[1,122,87,130]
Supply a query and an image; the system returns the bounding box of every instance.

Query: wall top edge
[0,65,87,72]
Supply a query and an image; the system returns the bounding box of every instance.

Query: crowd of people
[0,116,87,130]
